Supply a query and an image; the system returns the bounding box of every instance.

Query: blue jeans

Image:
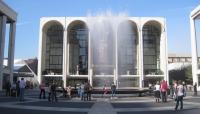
[19,88,25,101]
[111,90,116,97]
[175,96,183,110]
[81,91,85,100]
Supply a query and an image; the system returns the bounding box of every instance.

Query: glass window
[143,24,161,75]
[68,22,88,75]
[118,21,138,75]
[45,24,63,75]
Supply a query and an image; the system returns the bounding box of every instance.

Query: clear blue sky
[3,0,200,59]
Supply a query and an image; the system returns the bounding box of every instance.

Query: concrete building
[0,1,17,90]
[190,5,200,90]
[38,17,168,88]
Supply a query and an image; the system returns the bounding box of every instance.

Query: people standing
[84,82,89,101]
[154,81,161,103]
[85,82,92,101]
[19,78,26,101]
[102,84,108,98]
[48,83,51,102]
[194,82,197,96]
[11,82,17,97]
[5,80,11,96]
[80,82,85,101]
[67,85,72,99]
[88,83,92,101]
[39,82,46,99]
[173,80,178,99]
[77,84,81,98]
[111,82,116,98]
[174,80,185,110]
[50,82,57,102]
[16,80,20,97]
[160,80,168,102]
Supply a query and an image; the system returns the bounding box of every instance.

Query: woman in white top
[154,81,161,103]
[174,80,184,110]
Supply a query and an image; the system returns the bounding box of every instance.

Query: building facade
[0,1,17,90]
[190,5,200,90]
[38,17,168,88]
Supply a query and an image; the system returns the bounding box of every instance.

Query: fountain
[87,11,137,88]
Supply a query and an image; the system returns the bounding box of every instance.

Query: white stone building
[38,16,168,88]
[0,1,17,90]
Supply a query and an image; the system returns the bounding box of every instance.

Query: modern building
[190,5,200,90]
[13,58,38,87]
[0,1,17,90]
[38,16,168,88]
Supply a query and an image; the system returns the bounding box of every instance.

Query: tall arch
[118,20,139,75]
[42,21,64,76]
[142,20,162,77]
[117,20,139,88]
[67,20,89,75]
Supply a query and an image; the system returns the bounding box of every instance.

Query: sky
[3,0,200,59]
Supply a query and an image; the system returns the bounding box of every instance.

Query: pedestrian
[111,82,116,98]
[160,80,168,102]
[102,84,108,98]
[77,84,81,98]
[67,85,72,99]
[84,82,89,101]
[16,80,20,97]
[154,81,161,103]
[174,80,185,110]
[48,83,51,102]
[173,80,178,99]
[88,83,92,101]
[5,80,11,96]
[19,78,26,101]
[194,82,197,96]
[11,82,17,97]
[50,82,57,102]
[39,81,46,99]
[80,82,85,101]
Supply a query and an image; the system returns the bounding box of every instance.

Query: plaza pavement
[0,89,200,114]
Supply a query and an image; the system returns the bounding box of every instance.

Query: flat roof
[190,5,200,19]
[0,1,17,21]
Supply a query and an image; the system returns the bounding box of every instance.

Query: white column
[160,28,167,81]
[37,23,44,84]
[115,27,119,88]
[63,29,67,87]
[0,16,7,90]
[66,37,70,75]
[190,17,198,87]
[88,31,93,85]
[164,20,169,83]
[139,26,144,88]
[8,22,16,84]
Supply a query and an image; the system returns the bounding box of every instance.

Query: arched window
[43,22,64,75]
[142,21,161,75]
[118,20,138,75]
[68,21,88,75]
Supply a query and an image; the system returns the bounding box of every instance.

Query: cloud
[17,21,31,26]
